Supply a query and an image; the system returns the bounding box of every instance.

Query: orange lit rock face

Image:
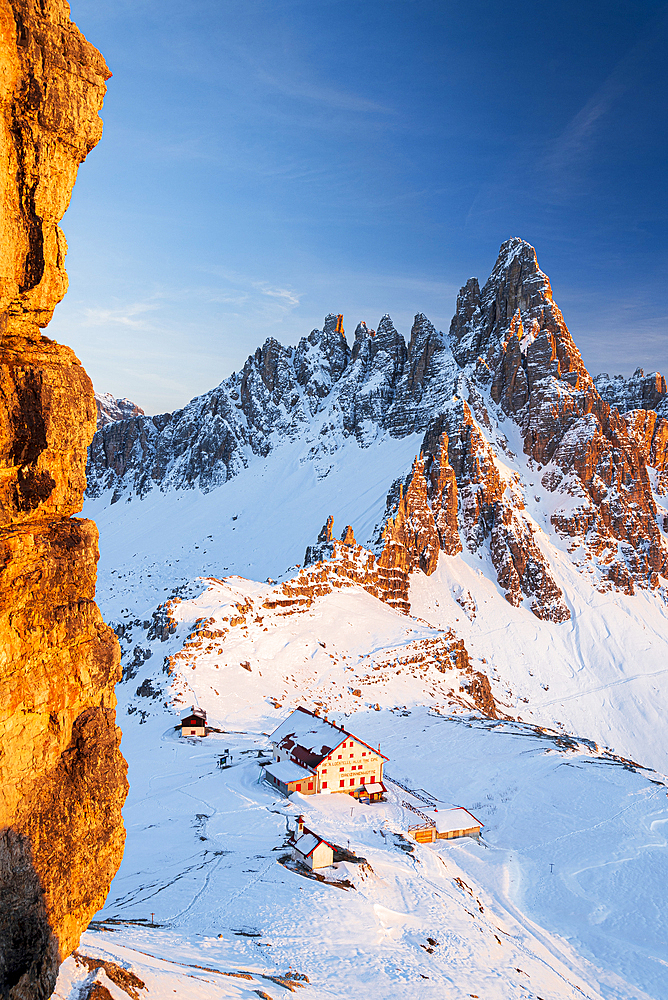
[624,409,668,480]
[0,4,126,1000]
[418,401,570,622]
[449,238,667,596]
[303,517,412,614]
[0,0,110,528]
[381,434,461,576]
[0,0,109,335]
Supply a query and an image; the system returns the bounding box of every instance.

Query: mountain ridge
[86,237,668,617]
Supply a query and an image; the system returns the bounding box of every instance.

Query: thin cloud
[254,283,301,307]
[542,10,668,188]
[464,8,668,223]
[83,301,160,329]
[254,66,396,117]
[542,76,627,179]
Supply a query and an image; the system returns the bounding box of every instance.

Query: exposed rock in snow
[302,516,411,614]
[94,392,145,429]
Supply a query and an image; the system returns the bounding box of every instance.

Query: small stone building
[180,706,206,737]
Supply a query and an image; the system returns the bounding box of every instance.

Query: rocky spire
[445,237,667,595]
[449,237,592,407]
[340,524,356,546]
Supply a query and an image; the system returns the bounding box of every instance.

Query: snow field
[410,554,668,773]
[82,431,424,624]
[162,580,474,729]
[84,417,668,773]
[74,701,668,1000]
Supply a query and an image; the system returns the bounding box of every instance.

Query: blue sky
[51,0,668,413]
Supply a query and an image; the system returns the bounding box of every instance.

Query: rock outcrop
[303,516,411,614]
[0,4,127,1000]
[377,435,461,577]
[95,392,145,429]
[592,370,668,488]
[623,409,668,477]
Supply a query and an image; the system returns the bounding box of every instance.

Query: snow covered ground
[55,699,668,1000]
[83,423,668,774]
[76,424,668,999]
[83,431,424,621]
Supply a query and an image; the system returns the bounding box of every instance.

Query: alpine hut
[180,705,207,737]
[435,807,482,840]
[409,806,483,843]
[264,706,387,798]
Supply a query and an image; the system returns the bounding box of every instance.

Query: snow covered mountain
[87,237,668,616]
[95,391,145,429]
[80,238,668,999]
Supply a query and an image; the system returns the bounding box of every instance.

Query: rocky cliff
[86,238,668,617]
[0,4,127,1000]
[593,368,668,487]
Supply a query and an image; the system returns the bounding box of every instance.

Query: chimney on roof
[297,815,304,837]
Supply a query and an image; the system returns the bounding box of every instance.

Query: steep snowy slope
[83,385,668,772]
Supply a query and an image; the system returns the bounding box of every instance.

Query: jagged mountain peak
[491,235,544,277]
[483,237,555,321]
[449,238,587,392]
[95,391,145,429]
[595,367,668,415]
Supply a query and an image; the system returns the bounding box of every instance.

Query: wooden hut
[409,806,483,843]
[353,781,386,803]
